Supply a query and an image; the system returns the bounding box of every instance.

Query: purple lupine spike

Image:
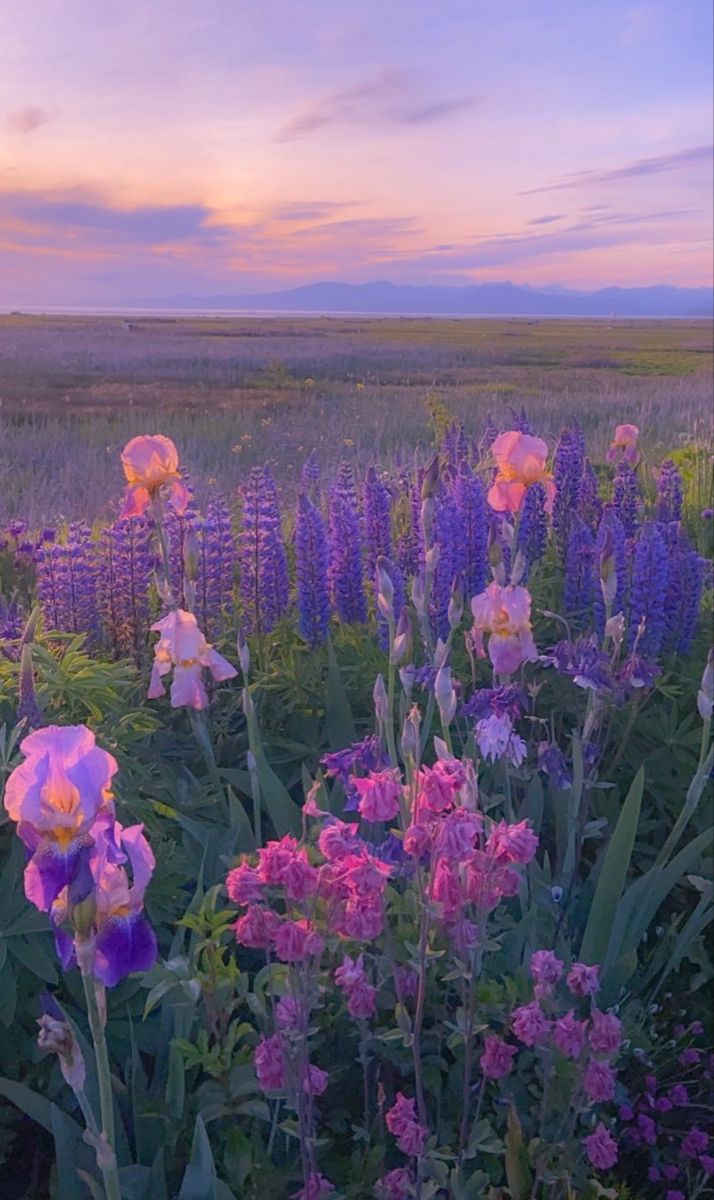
[195,495,236,640]
[36,523,98,640]
[374,556,407,651]
[363,466,394,579]
[656,459,684,525]
[295,492,330,647]
[552,428,585,559]
[661,527,706,657]
[563,516,595,626]
[431,491,465,640]
[164,477,199,608]
[510,406,533,434]
[301,449,321,501]
[97,514,152,660]
[328,487,366,624]
[442,420,468,478]
[612,462,639,540]
[593,507,627,637]
[394,470,420,580]
[238,466,288,635]
[628,523,669,658]
[263,467,290,624]
[0,597,25,660]
[451,462,488,602]
[516,481,548,581]
[578,458,602,531]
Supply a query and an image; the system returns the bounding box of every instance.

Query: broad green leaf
[580,767,644,967]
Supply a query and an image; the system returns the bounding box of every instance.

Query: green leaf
[326,636,357,750]
[178,1114,238,1200]
[580,767,644,967]
[504,1105,532,1200]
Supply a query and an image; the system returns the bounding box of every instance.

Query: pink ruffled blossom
[375,1167,413,1200]
[352,768,402,823]
[276,995,304,1030]
[481,1035,517,1079]
[584,1123,618,1170]
[530,948,564,999]
[294,1173,334,1200]
[234,904,280,950]
[588,1009,622,1059]
[255,1034,285,1090]
[567,961,600,997]
[256,834,300,885]
[438,807,482,861]
[583,1058,617,1102]
[386,1093,428,1157]
[553,1009,587,1059]
[512,1001,552,1047]
[273,919,325,963]
[226,862,264,905]
[317,819,361,861]
[486,819,538,865]
[334,954,377,1019]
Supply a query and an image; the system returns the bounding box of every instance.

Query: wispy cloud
[270,200,361,222]
[520,145,713,194]
[6,106,53,134]
[0,190,236,246]
[276,70,479,141]
[528,214,565,225]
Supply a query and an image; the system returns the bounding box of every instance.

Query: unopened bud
[182,528,200,582]
[37,1014,86,1092]
[411,572,427,620]
[391,605,413,665]
[400,704,421,760]
[599,531,617,607]
[237,629,251,677]
[376,556,395,622]
[242,687,255,720]
[373,673,389,724]
[421,454,440,500]
[447,573,464,630]
[698,647,714,721]
[510,549,526,587]
[425,543,440,574]
[434,638,449,669]
[605,612,625,650]
[18,642,42,729]
[434,663,457,726]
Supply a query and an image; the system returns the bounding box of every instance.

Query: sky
[0,0,712,304]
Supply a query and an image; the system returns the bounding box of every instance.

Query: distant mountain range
[152,279,713,317]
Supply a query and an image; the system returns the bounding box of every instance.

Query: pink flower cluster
[386,1093,428,1158]
[334,954,377,1019]
[254,1033,328,1097]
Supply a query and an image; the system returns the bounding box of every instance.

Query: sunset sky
[1,0,712,304]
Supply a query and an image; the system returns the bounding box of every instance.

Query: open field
[0,313,711,522]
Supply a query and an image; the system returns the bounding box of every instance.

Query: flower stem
[80,966,121,1200]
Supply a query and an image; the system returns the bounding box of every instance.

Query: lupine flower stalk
[328,464,366,624]
[628,523,669,657]
[563,516,595,626]
[451,463,488,603]
[656,459,684,525]
[36,523,98,640]
[97,514,153,660]
[516,481,548,581]
[296,493,330,647]
[613,462,639,540]
[195,495,236,639]
[593,508,627,638]
[238,466,289,635]
[552,428,585,559]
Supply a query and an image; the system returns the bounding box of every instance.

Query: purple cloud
[7,106,53,134]
[529,214,564,225]
[276,70,479,141]
[0,191,231,243]
[520,145,713,194]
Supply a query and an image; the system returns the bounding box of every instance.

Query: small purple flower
[656,459,684,525]
[295,493,330,647]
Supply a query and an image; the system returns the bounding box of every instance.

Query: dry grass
[0,314,711,523]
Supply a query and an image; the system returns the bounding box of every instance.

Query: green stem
[80,966,121,1200]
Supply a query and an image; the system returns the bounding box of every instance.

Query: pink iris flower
[120,434,190,518]
[148,609,237,709]
[471,582,538,676]
[4,724,118,911]
[487,430,556,515]
[606,423,640,467]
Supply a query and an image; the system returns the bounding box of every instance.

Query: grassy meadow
[0,313,711,522]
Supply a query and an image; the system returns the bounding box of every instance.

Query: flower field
[0,413,712,1200]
